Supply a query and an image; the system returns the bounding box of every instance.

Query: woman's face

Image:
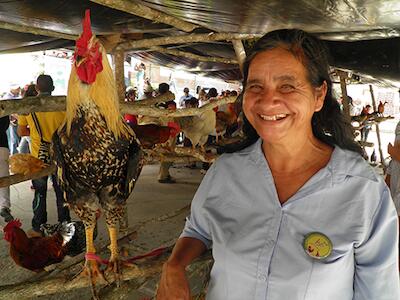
[243,47,326,145]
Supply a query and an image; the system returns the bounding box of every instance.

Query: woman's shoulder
[333,146,381,183]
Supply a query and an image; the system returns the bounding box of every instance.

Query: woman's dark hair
[228,29,361,154]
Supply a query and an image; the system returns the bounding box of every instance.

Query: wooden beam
[0,247,212,298]
[0,92,175,117]
[90,0,198,32]
[0,95,238,118]
[0,20,77,40]
[121,95,238,117]
[117,32,263,51]
[148,46,238,64]
[0,165,56,188]
[231,40,246,75]
[113,49,126,101]
[0,96,66,117]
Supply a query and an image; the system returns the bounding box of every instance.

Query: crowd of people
[123,81,243,182]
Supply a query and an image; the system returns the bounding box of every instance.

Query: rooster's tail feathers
[58,222,76,246]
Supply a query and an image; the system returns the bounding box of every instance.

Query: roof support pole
[369,84,386,171]
[231,40,246,76]
[113,49,126,102]
[337,70,351,121]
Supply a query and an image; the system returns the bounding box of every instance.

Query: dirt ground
[0,163,205,300]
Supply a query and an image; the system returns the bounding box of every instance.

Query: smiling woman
[156,29,400,300]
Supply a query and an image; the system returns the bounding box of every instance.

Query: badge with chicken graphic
[303,232,332,259]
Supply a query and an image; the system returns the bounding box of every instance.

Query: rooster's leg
[105,226,122,287]
[76,226,108,298]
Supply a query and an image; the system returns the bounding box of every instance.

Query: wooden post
[337,70,351,121]
[231,40,246,75]
[369,84,386,171]
[114,49,125,102]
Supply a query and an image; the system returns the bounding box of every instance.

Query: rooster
[377,101,388,116]
[3,219,75,272]
[9,154,47,175]
[41,220,98,257]
[130,123,179,149]
[176,110,216,152]
[51,10,143,296]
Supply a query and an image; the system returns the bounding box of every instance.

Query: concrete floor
[0,163,205,299]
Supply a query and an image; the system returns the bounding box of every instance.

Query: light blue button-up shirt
[181,139,400,299]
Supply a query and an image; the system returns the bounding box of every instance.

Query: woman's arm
[353,188,400,299]
[157,237,207,300]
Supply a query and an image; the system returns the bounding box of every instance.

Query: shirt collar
[246,138,379,186]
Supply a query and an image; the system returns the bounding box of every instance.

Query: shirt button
[258,274,267,281]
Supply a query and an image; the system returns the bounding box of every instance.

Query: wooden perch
[0,92,174,117]
[0,94,236,118]
[133,91,175,106]
[0,21,78,40]
[0,165,56,188]
[125,96,238,118]
[172,147,216,163]
[2,205,196,298]
[144,152,201,164]
[145,146,217,163]
[0,96,66,117]
[117,32,262,51]
[90,0,198,33]
[0,247,212,299]
[147,46,238,64]
[23,204,190,284]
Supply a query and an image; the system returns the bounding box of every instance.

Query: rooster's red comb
[81,9,92,46]
[74,9,103,84]
[3,219,22,232]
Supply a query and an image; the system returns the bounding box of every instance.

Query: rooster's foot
[74,260,109,299]
[105,258,123,287]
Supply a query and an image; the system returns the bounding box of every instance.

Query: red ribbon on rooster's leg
[84,247,168,266]
[85,252,109,265]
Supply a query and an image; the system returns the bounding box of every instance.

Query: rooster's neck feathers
[64,49,133,139]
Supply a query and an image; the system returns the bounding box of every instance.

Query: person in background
[17,84,38,154]
[18,75,70,237]
[157,83,178,183]
[0,115,13,223]
[198,88,208,107]
[360,104,372,142]
[2,84,21,155]
[157,29,399,299]
[124,87,138,125]
[135,62,146,98]
[179,87,192,108]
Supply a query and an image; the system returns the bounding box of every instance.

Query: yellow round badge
[303,232,332,259]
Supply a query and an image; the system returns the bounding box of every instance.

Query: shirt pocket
[304,246,355,299]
